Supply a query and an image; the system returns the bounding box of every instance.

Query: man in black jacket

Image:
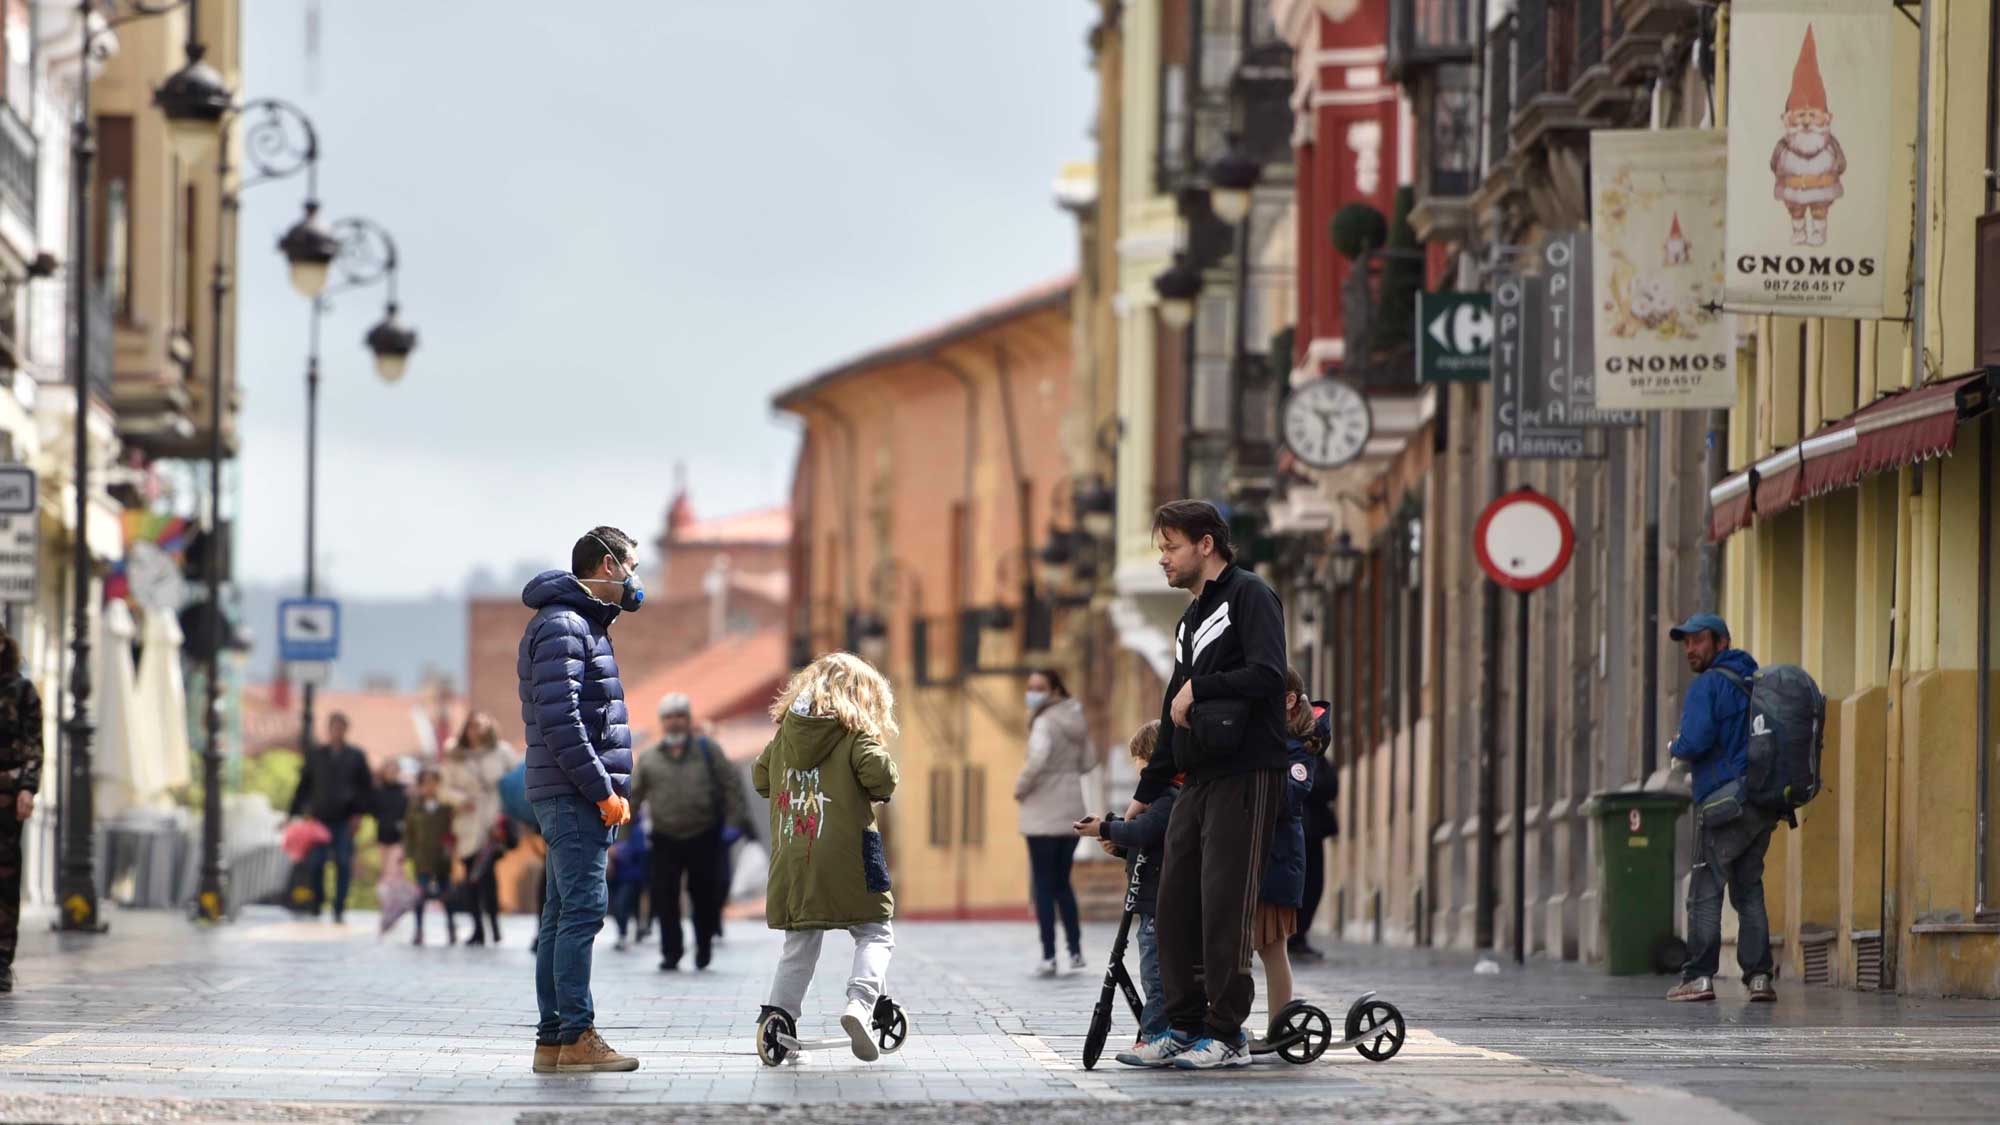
[288,713,375,923]
[1117,500,1288,1071]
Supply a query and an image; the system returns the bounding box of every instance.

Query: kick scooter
[1080,907,1407,1068]
[756,997,910,1066]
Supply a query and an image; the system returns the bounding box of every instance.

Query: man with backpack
[629,692,749,971]
[1664,612,1778,1003]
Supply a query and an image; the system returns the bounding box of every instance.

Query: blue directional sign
[278,598,341,663]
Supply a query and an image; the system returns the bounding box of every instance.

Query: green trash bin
[1585,789,1691,975]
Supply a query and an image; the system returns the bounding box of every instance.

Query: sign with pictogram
[0,465,36,604]
[1473,488,1576,593]
[279,598,341,663]
[1416,292,1493,382]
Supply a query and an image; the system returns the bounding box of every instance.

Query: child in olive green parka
[752,653,900,1062]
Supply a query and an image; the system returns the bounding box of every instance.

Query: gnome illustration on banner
[1768,24,1846,246]
[1662,212,1691,265]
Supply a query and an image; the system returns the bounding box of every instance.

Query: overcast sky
[235,2,1093,598]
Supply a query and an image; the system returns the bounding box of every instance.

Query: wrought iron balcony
[0,103,34,232]
[1388,0,1478,81]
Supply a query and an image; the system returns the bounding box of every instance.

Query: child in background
[1074,720,1180,1051]
[752,653,901,1062]
[371,761,410,884]
[1249,668,1326,1043]
[402,768,457,946]
[608,810,651,951]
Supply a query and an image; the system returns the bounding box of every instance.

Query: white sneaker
[613,937,628,952]
[1068,952,1087,972]
[840,999,880,1062]
[1172,1035,1252,1069]
[1033,959,1057,978]
[1115,1031,1192,1068]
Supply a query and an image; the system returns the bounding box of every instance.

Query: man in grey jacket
[628,692,747,971]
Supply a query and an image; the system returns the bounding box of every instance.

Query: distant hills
[236,561,542,693]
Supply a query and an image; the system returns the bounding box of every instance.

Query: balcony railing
[1389,0,1479,79]
[1484,16,1515,175]
[0,102,34,232]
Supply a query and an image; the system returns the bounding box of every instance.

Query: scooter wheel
[1274,1003,1333,1064]
[756,1009,795,1067]
[873,997,910,1054]
[1344,998,1406,1062]
[1082,1004,1114,1070]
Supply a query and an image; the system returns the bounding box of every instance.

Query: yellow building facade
[1715,0,2000,996]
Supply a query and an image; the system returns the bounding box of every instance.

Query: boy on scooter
[1074,722,1180,1048]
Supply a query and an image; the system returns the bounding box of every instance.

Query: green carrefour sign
[1416,292,1494,382]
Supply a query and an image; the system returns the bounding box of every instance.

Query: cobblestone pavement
[0,906,1996,1123]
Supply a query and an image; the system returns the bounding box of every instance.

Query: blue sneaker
[1115,1030,1193,1068]
[1171,1033,1252,1069]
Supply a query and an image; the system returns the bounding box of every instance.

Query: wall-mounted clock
[1281,377,1372,469]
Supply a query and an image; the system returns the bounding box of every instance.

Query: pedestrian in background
[1075,720,1178,1050]
[442,711,517,946]
[287,712,375,924]
[629,692,748,972]
[0,625,42,994]
[1664,613,1777,1004]
[1014,667,1090,976]
[520,527,641,1074]
[753,653,901,1062]
[403,768,457,947]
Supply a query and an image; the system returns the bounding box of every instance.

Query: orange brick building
[776,278,1083,919]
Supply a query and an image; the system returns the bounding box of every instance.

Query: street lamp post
[283,218,415,800]
[55,0,221,935]
[188,99,328,921]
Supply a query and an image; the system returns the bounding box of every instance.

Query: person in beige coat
[1013,668,1091,975]
[440,712,519,945]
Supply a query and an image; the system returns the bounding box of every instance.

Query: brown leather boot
[555,1029,640,1072]
[532,1042,560,1073]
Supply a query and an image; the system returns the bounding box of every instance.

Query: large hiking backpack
[1720,664,1827,814]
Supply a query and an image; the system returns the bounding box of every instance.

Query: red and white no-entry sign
[1473,487,1574,593]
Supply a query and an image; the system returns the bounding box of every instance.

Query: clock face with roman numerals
[1282,377,1373,469]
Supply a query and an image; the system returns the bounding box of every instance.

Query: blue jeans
[304,819,356,917]
[1026,836,1081,960]
[1682,807,1778,983]
[533,794,612,1044]
[1135,912,1168,1039]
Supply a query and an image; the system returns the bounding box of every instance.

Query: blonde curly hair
[769,651,901,743]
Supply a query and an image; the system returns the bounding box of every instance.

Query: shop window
[94,115,134,320]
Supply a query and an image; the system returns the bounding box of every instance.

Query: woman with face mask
[1013,668,1090,976]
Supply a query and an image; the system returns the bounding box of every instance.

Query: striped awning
[1706,369,1998,543]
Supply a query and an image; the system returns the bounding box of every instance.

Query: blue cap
[1668,612,1731,642]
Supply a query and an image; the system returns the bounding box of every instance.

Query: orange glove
[596,794,631,827]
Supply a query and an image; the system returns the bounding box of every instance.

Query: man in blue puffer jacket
[1663,612,1776,1005]
[520,527,642,1074]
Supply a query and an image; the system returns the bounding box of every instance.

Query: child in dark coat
[1074,721,1180,1048]
[402,769,457,946]
[608,811,651,951]
[1250,668,1322,1040]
